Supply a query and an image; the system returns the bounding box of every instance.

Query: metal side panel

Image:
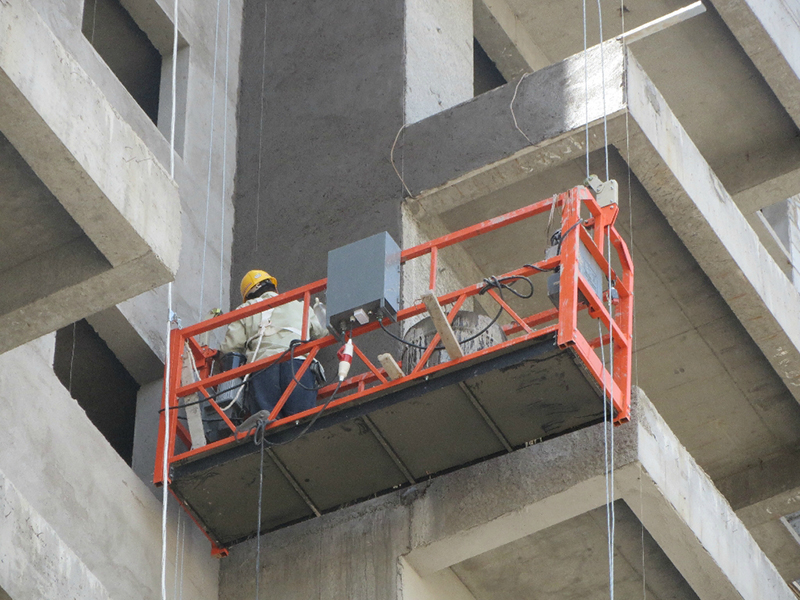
[268,420,408,512]
[467,348,605,446]
[367,385,506,480]
[171,450,314,546]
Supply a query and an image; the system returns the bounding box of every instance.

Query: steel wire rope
[254,1,270,258]
[161,1,180,597]
[583,0,615,596]
[583,0,590,178]
[198,0,223,322]
[618,2,645,596]
[218,0,233,312]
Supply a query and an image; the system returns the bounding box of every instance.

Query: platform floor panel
[170,336,609,547]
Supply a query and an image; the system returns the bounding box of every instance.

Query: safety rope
[162,0,180,598]
[254,1,270,257]
[218,0,233,311]
[618,3,645,596]
[582,0,615,597]
[583,0,589,178]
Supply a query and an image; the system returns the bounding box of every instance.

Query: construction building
[1,0,800,598]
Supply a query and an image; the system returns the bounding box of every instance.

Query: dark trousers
[248,359,317,419]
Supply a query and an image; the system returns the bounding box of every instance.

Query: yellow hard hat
[240,270,277,301]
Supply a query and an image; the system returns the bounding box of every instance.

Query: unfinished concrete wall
[218,390,794,600]
[0,335,219,600]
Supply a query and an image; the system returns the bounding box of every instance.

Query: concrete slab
[0,0,181,354]
[401,40,800,406]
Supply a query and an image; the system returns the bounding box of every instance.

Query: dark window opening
[474,38,507,96]
[82,0,162,124]
[54,319,140,465]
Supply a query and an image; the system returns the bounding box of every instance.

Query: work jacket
[220,291,326,363]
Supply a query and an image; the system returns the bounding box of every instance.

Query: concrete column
[405,0,473,124]
[0,336,219,600]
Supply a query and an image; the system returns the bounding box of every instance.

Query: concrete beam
[401,41,626,216]
[405,389,794,600]
[733,167,800,214]
[473,0,551,79]
[622,50,800,402]
[0,0,181,353]
[401,41,800,404]
[0,470,111,600]
[220,389,795,600]
[709,0,800,129]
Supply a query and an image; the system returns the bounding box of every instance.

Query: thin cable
[510,75,533,145]
[219,0,232,310]
[169,2,178,181]
[583,0,590,178]
[68,322,77,395]
[90,0,99,44]
[639,463,647,600]
[255,432,265,599]
[198,0,223,322]
[173,509,182,600]
[599,318,613,600]
[254,1,270,257]
[162,2,179,597]
[390,124,412,197]
[597,0,610,180]
[161,285,174,600]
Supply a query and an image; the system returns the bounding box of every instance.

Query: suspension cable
[162,1,180,598]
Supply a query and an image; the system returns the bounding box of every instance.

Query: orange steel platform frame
[154,185,633,556]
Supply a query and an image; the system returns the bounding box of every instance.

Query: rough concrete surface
[0,470,110,600]
[401,40,625,210]
[405,0,473,124]
[710,0,800,128]
[623,50,800,402]
[0,0,181,353]
[217,389,792,600]
[0,335,218,600]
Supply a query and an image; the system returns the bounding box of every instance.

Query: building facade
[1,0,800,598]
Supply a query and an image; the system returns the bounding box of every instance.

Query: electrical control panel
[326,232,401,336]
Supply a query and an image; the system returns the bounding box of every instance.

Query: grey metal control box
[326,232,401,336]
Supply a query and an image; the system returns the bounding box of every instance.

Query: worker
[220,269,327,421]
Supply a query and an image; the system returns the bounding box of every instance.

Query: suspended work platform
[155,186,634,554]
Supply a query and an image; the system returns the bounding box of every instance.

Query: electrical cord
[378,274,535,351]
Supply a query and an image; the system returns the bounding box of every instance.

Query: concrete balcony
[0,0,181,355]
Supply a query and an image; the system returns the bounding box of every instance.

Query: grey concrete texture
[17,0,241,370]
[399,41,625,198]
[710,0,800,129]
[0,469,111,600]
[230,0,406,301]
[622,50,800,403]
[0,0,181,354]
[405,0,473,124]
[0,335,219,600]
[218,388,793,600]
[399,40,800,406]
